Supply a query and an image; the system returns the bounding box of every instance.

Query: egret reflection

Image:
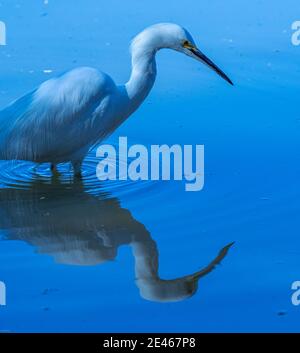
[0,178,233,302]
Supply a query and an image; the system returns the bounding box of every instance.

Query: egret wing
[0,67,115,163]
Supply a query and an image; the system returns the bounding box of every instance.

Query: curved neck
[131,235,159,280]
[124,47,157,114]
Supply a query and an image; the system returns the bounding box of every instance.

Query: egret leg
[50,163,60,177]
[72,160,83,178]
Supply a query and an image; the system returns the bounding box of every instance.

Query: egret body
[0,23,232,176]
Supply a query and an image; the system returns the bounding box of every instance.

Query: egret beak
[189,47,233,85]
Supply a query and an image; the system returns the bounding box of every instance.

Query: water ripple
[0,150,159,199]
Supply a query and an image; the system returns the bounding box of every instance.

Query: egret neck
[124,44,157,115]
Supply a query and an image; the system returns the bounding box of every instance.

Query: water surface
[0,0,300,332]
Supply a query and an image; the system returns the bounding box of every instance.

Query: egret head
[131,23,233,85]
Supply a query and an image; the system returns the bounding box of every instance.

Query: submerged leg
[50,163,60,180]
[50,163,56,172]
[50,163,60,174]
[72,160,83,178]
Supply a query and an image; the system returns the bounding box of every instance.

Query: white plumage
[0,23,232,176]
[0,68,117,172]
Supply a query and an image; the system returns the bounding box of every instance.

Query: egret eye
[183,40,193,49]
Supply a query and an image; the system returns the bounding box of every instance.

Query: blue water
[0,0,300,332]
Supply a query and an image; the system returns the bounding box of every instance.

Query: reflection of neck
[130,235,234,303]
[131,236,159,280]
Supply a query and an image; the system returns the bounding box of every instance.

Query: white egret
[0,23,233,177]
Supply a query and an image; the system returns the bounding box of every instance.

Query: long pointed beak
[190,47,233,86]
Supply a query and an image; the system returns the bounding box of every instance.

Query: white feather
[0,23,231,174]
[0,67,116,163]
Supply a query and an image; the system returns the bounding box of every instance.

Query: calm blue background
[0,0,300,332]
